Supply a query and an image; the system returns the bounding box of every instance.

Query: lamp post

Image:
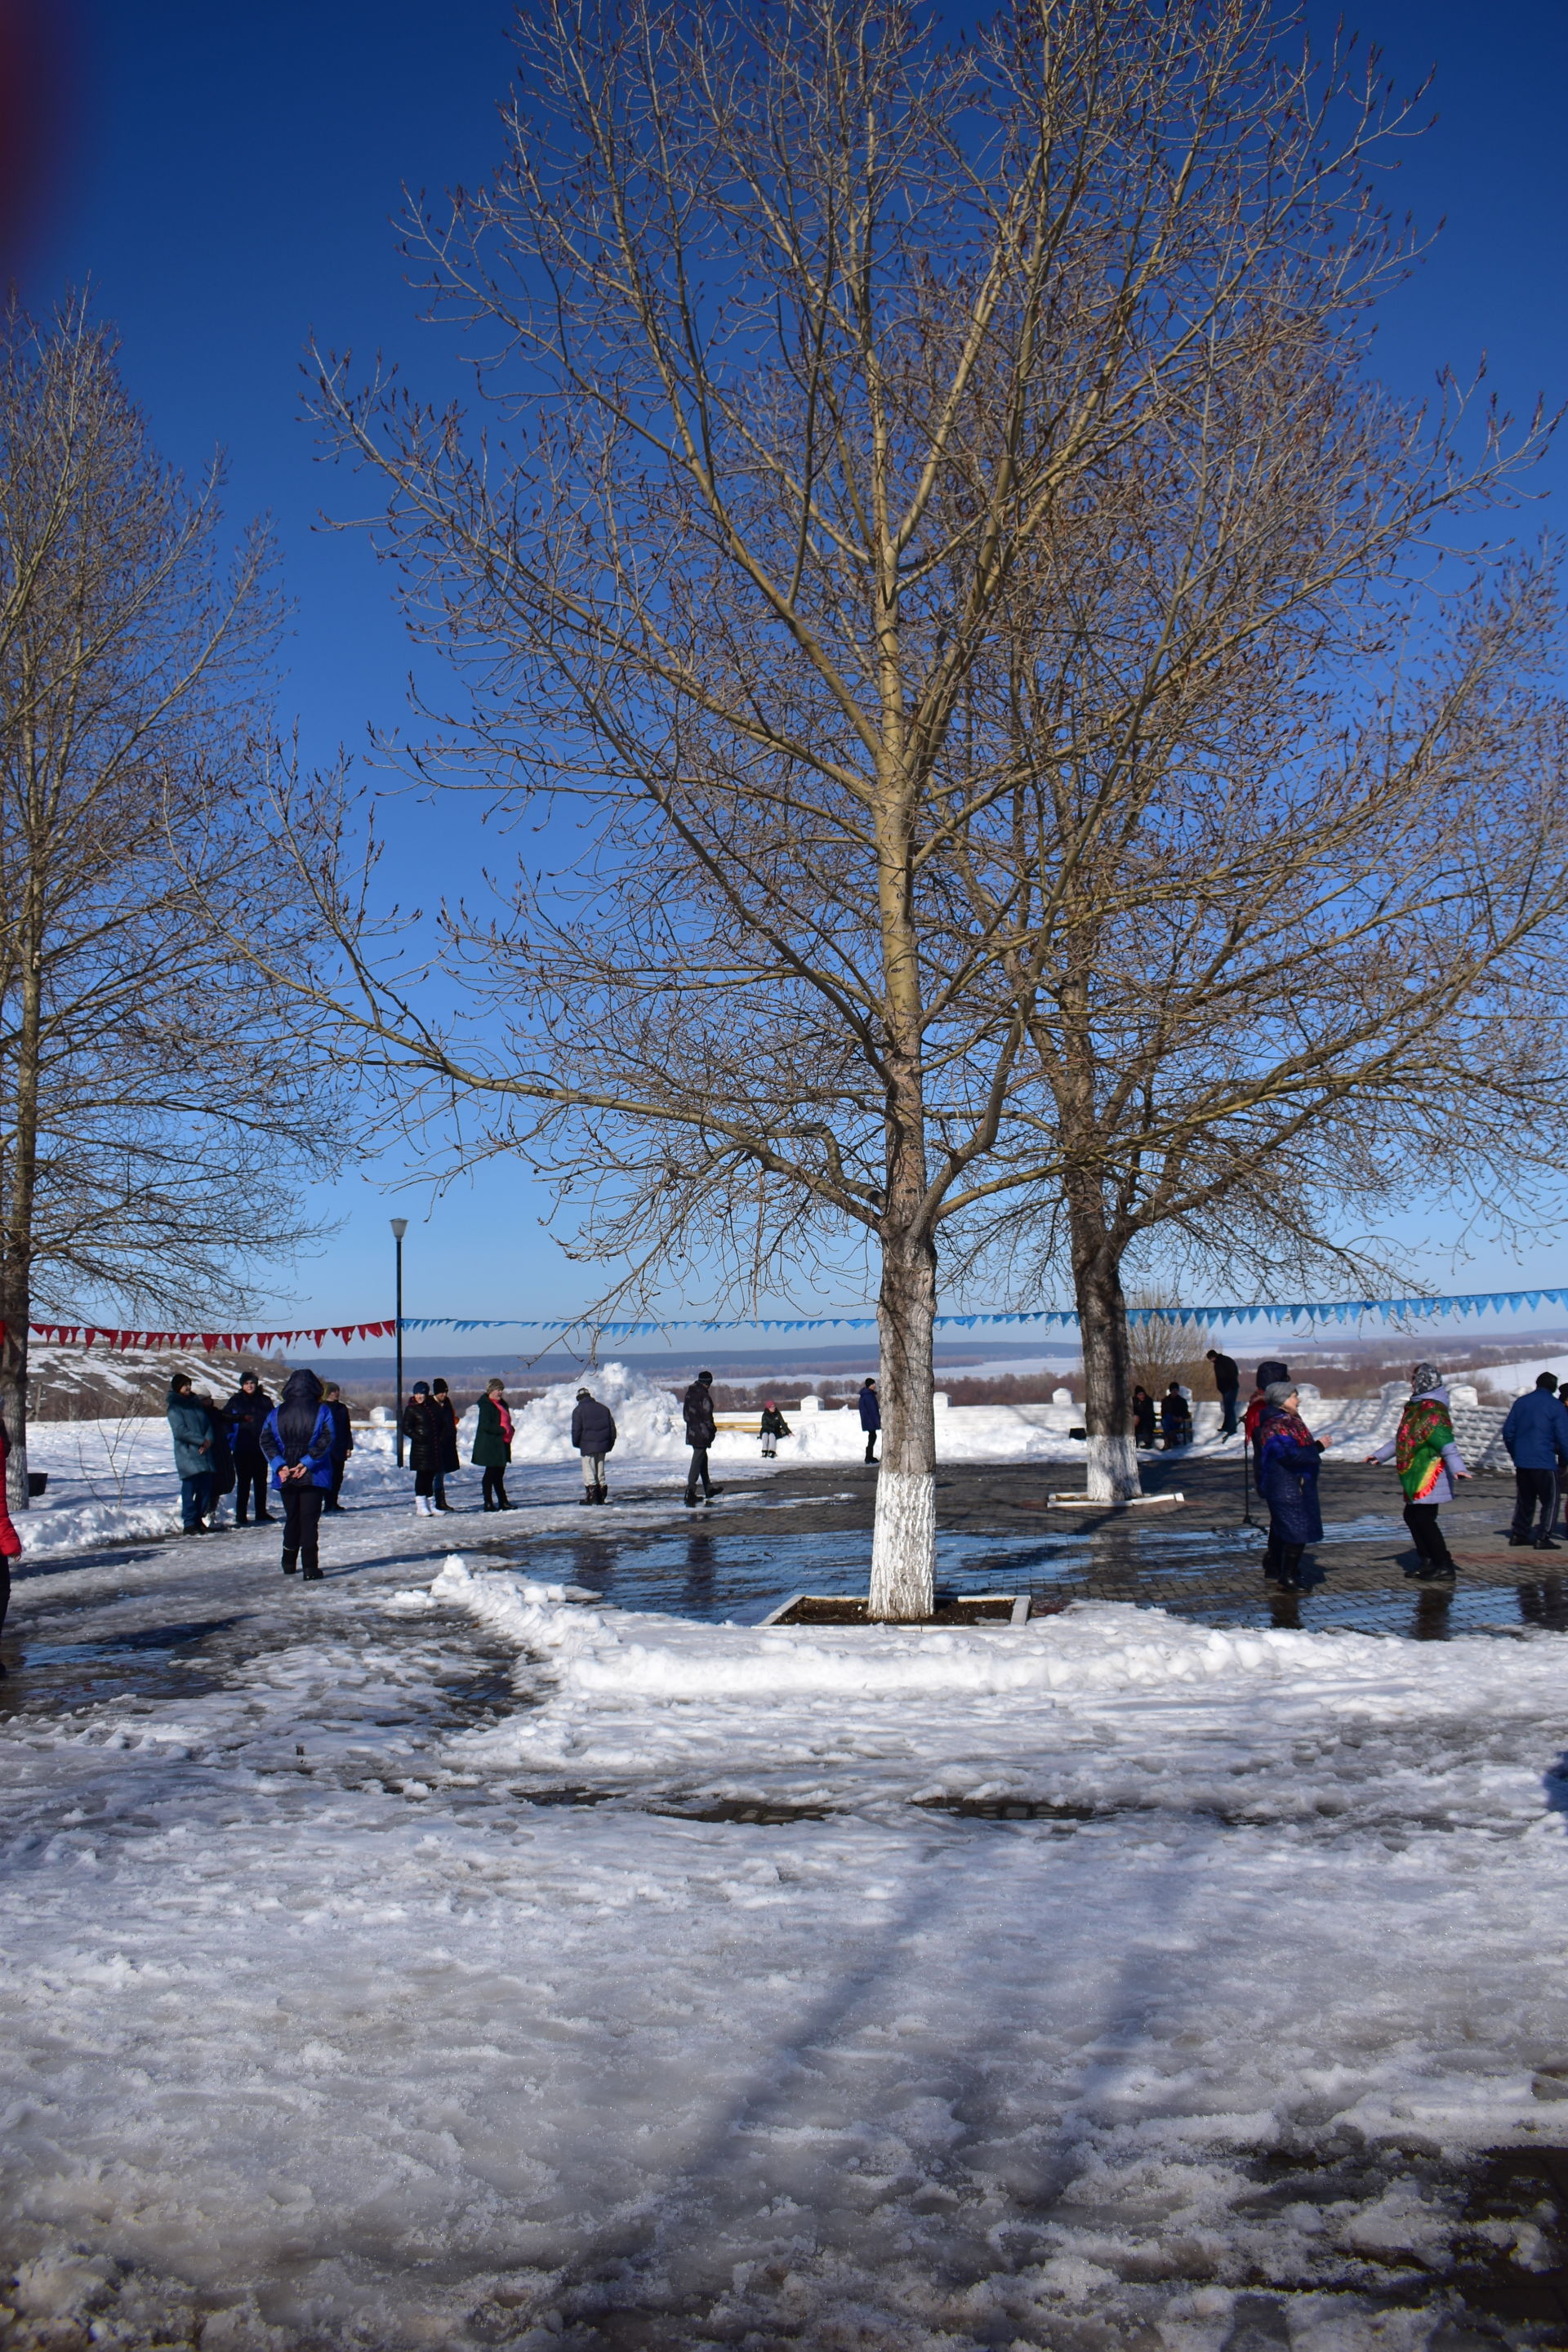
[390,1218,408,1465]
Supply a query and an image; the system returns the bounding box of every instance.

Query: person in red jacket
[0,1410,24,1671]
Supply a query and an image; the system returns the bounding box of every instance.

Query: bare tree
[0,297,340,1503]
[262,0,1562,1613]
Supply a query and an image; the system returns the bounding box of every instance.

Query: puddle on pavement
[0,1614,243,1714]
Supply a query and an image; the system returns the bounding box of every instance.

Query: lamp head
[390,1217,409,1240]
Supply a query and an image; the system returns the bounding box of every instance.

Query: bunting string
[6,1284,1567,1353]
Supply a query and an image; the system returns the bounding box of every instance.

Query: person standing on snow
[430,1377,461,1511]
[1254,1379,1330,1588]
[0,1406,24,1673]
[322,1382,354,1512]
[259,1368,336,1579]
[1365,1361,1470,1580]
[570,1386,617,1504]
[167,1373,214,1535]
[225,1370,274,1526]
[401,1379,443,1515]
[472,1378,514,1511]
[1205,1348,1241,1437]
[759,1399,791,1459]
[858,1377,880,1464]
[683,1370,721,1507]
[1499,1371,1568,1550]
[199,1390,235,1528]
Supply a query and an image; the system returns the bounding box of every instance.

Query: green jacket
[470,1394,512,1467]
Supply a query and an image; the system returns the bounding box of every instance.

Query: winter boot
[1277,1544,1305,1588]
[282,1555,298,1575]
[595,1485,608,1504]
[436,1494,455,1512]
[302,1567,323,1581]
[580,1490,596,1507]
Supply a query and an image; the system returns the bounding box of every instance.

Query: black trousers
[1512,1467,1557,1541]
[327,1454,347,1508]
[1218,1387,1240,1436]
[282,1483,325,1574]
[234,1454,269,1521]
[685,1444,715,1499]
[1403,1500,1453,1566]
[413,1463,435,1498]
[863,1432,879,1463]
[481,1466,510,1508]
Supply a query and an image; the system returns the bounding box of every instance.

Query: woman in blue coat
[259,1369,337,1579]
[1254,1380,1331,1589]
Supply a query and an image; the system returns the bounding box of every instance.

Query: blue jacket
[167,1388,213,1479]
[1501,1388,1568,1471]
[858,1385,881,1432]
[258,1401,337,1490]
[1255,1412,1324,1545]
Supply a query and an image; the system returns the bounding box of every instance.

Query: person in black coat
[858,1378,880,1464]
[401,1380,442,1513]
[430,1377,461,1512]
[683,1371,719,1507]
[1131,1386,1157,1448]
[226,1371,275,1525]
[570,1387,617,1503]
[200,1392,236,1526]
[322,1382,354,1512]
[1206,1348,1241,1437]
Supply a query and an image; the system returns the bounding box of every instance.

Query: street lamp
[390,1218,409,1464]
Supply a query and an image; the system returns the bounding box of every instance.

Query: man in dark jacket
[858,1378,880,1464]
[226,1371,274,1526]
[199,1392,236,1527]
[683,1371,720,1508]
[322,1382,354,1512]
[1206,1348,1241,1437]
[570,1387,617,1504]
[1501,1373,1568,1548]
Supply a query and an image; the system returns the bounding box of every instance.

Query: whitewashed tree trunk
[1071,1205,1143,1504]
[868,1224,938,1619]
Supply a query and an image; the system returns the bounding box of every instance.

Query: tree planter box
[762,1592,1031,1628]
[1026,1490,1186,1511]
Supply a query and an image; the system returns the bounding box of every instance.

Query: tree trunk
[1067,1196,1141,1503]
[0,1276,27,1514]
[869,1219,938,1619]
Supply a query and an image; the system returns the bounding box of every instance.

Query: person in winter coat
[200,1392,236,1528]
[858,1378,880,1464]
[1365,1362,1471,1580]
[1499,1371,1568,1548]
[430,1377,461,1511]
[167,1374,215,1534]
[401,1380,443,1515]
[1205,1348,1241,1437]
[0,1409,24,1672]
[759,1400,791,1459]
[683,1371,719,1507]
[1254,1379,1330,1588]
[570,1387,617,1503]
[322,1382,354,1512]
[225,1372,274,1526]
[1130,1386,1157,1449]
[258,1368,336,1579]
[471,1378,514,1511]
[1160,1383,1192,1450]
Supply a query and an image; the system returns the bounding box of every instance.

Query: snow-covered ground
[3,1377,1565,2346]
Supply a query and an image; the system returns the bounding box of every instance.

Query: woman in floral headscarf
[1365,1363,1469,1582]
[1254,1380,1330,1588]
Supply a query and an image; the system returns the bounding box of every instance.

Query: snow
[1474,1353,1568,1394]
[3,1405,1567,2345]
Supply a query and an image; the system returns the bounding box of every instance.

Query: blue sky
[17,0,1568,1340]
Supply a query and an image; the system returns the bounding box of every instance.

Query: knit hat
[412,1379,430,1396]
[577,1388,590,1399]
[1410,1364,1442,1396]
[1263,1380,1297,1407]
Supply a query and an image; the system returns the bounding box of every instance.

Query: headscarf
[1410,1363,1442,1396]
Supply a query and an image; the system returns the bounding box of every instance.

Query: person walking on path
[1365,1363,1471,1580]
[1499,1372,1568,1549]
[759,1400,791,1459]
[167,1374,214,1535]
[430,1378,461,1511]
[225,1372,274,1526]
[858,1378,880,1464]
[472,1378,514,1511]
[199,1392,235,1528]
[683,1370,721,1507]
[1130,1386,1156,1449]
[0,1408,24,1673]
[259,1369,336,1579]
[322,1383,354,1512]
[1254,1379,1330,1588]
[1160,1383,1192,1450]
[570,1386,617,1503]
[401,1380,443,1515]
[1206,1348,1241,1437]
